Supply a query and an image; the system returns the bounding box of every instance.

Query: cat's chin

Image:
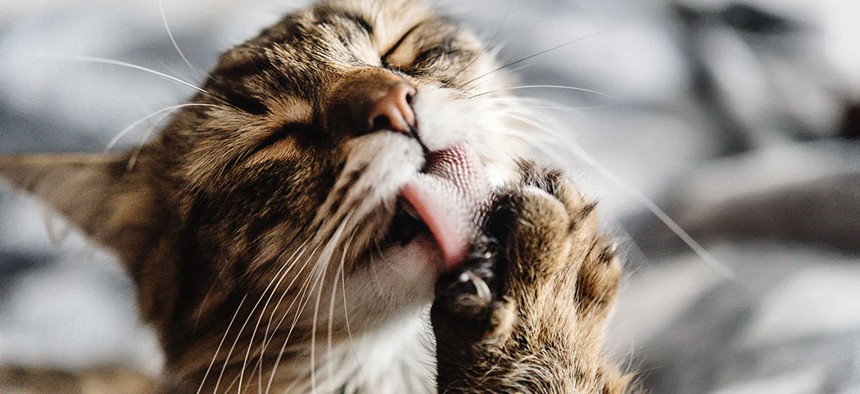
[345,233,442,318]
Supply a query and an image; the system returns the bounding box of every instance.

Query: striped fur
[0,0,628,392]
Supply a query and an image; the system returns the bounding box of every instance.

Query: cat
[0,0,628,392]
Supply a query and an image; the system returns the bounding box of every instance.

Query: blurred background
[1,0,858,392]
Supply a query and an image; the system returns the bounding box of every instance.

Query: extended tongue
[400,143,491,272]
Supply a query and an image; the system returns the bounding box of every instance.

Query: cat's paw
[431,163,626,392]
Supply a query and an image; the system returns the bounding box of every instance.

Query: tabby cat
[0,0,628,392]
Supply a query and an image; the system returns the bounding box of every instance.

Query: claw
[461,271,491,305]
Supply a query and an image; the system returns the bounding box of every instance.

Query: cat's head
[0,0,530,345]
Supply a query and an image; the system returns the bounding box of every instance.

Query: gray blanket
[1,0,858,392]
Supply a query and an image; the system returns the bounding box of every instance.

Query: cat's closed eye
[249,123,310,157]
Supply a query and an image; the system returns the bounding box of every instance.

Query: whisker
[470,84,617,101]
[460,63,536,97]
[326,236,346,389]
[238,237,314,392]
[442,9,508,89]
[311,213,353,393]
[479,96,620,112]
[559,137,735,279]
[44,54,209,95]
[340,232,372,389]
[266,213,353,392]
[460,29,614,89]
[494,119,735,280]
[104,103,201,152]
[212,263,300,394]
[250,244,318,393]
[258,226,328,345]
[122,103,225,171]
[195,294,248,394]
[193,258,236,330]
[310,248,330,394]
[323,231,357,389]
[159,60,197,89]
[249,242,322,391]
[259,242,321,352]
[158,0,203,76]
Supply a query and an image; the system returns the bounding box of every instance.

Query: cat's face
[0,0,536,383]
[132,0,526,335]
[0,1,630,390]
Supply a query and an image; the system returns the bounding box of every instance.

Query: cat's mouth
[382,143,492,272]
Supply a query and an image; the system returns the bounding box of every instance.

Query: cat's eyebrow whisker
[463,64,533,98]
[158,0,204,77]
[460,29,613,90]
[44,54,209,95]
[158,60,198,89]
[442,10,509,89]
[461,63,535,95]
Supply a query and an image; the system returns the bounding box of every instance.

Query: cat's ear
[0,154,166,260]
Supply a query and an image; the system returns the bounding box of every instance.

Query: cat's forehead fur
[163,0,496,202]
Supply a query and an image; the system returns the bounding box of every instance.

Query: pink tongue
[400,143,491,272]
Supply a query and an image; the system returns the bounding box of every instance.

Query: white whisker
[339,232,372,389]
[325,233,348,389]
[212,266,294,394]
[245,239,316,393]
[311,213,353,393]
[252,242,322,391]
[310,249,329,394]
[493,114,736,280]
[44,54,208,95]
[196,294,247,394]
[461,63,535,96]
[480,96,618,112]
[158,0,203,76]
[460,29,613,90]
[471,84,617,101]
[238,237,314,392]
[266,212,353,392]
[105,103,221,152]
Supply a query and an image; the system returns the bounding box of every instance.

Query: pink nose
[368,82,417,134]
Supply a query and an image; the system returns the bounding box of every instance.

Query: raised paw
[431,163,627,393]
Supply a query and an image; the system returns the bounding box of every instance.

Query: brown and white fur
[0,0,628,392]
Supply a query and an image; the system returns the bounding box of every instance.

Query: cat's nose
[368,82,417,134]
[326,70,419,138]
